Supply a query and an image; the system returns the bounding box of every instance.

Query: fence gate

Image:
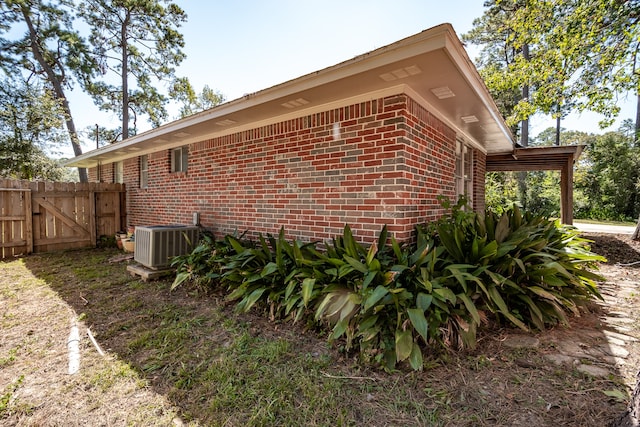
[0,180,125,258]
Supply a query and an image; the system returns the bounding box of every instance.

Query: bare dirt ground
[0,233,639,426]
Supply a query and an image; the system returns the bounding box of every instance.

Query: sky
[68,0,636,155]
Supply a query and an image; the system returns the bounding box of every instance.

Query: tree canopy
[0,0,99,181]
[0,76,72,180]
[79,0,187,140]
[464,0,640,136]
[169,77,226,119]
[0,0,192,180]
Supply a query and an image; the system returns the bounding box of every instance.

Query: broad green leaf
[391,236,403,261]
[487,285,528,331]
[407,308,429,342]
[344,255,367,274]
[170,271,191,291]
[343,225,362,258]
[360,326,380,342]
[409,343,424,371]
[227,284,248,301]
[301,278,315,306]
[241,288,266,312]
[456,293,480,325]
[284,280,296,301]
[326,294,350,318]
[315,292,337,320]
[416,293,433,311]
[433,287,456,304]
[377,225,388,251]
[495,242,517,258]
[261,262,279,277]
[358,315,379,331]
[546,261,572,278]
[471,237,479,261]
[395,329,413,362]
[340,298,357,320]
[366,241,377,265]
[364,285,389,311]
[285,294,301,315]
[495,212,511,243]
[548,301,569,325]
[514,258,526,274]
[331,318,348,340]
[259,234,271,261]
[292,241,304,267]
[363,271,377,290]
[528,285,560,303]
[517,294,545,330]
[227,236,246,255]
[512,205,522,228]
[437,224,464,260]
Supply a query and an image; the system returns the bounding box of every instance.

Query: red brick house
[67,24,517,243]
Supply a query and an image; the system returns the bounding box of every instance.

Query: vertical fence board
[25,189,33,254]
[89,190,97,246]
[11,191,23,256]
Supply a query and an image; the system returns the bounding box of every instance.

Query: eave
[66,23,515,169]
[486,145,585,172]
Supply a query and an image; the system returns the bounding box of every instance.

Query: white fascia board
[442,32,515,148]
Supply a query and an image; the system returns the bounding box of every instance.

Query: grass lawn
[1,240,637,426]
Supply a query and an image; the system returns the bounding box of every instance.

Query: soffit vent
[216,119,237,126]
[281,98,310,109]
[461,115,479,123]
[430,86,455,99]
[379,65,422,82]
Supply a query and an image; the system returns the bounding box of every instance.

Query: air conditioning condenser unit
[134,225,199,269]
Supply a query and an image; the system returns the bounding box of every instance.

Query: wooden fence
[0,180,126,258]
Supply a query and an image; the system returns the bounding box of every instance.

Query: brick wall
[89,162,115,183]
[91,93,485,244]
[472,147,486,213]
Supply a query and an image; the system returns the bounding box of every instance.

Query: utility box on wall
[134,225,199,269]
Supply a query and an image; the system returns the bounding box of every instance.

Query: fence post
[25,189,33,254]
[89,188,97,247]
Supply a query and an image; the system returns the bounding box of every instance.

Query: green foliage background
[486,122,640,222]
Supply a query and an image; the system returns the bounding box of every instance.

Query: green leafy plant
[171,231,231,291]
[170,202,606,371]
[314,225,485,370]
[422,199,605,332]
[221,228,324,322]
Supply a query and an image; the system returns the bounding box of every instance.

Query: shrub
[171,205,605,371]
[421,199,604,331]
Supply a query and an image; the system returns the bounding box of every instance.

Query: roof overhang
[66,23,515,169]
[486,145,585,172]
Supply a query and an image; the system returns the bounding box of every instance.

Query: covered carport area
[486,145,584,225]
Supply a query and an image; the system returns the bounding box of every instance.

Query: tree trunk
[610,370,640,427]
[520,43,530,147]
[635,91,639,144]
[634,91,640,241]
[555,115,561,146]
[121,12,130,140]
[21,6,88,182]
